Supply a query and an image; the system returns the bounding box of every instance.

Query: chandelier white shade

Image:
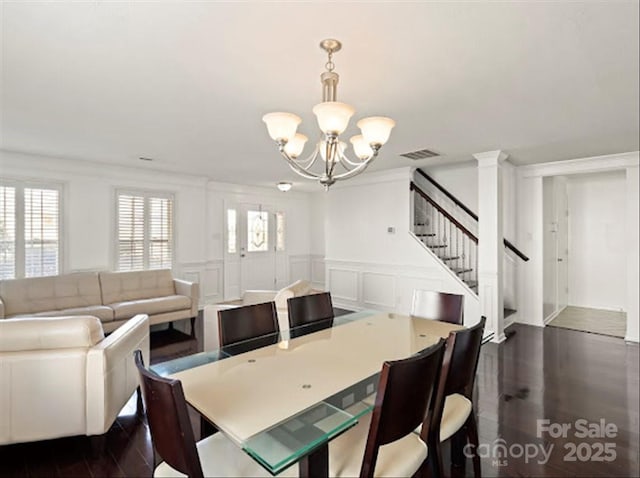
[262,39,395,189]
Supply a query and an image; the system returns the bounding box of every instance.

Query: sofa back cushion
[274,279,313,310]
[0,272,102,317]
[99,269,175,305]
[0,316,104,352]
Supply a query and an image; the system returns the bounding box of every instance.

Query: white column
[625,165,639,343]
[474,150,508,343]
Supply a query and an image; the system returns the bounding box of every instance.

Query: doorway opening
[543,171,627,338]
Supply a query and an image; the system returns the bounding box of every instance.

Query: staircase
[411,182,479,292]
[410,170,529,296]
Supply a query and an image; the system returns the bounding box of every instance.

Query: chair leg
[450,428,466,469]
[136,386,144,415]
[190,316,196,337]
[466,413,482,478]
[428,438,444,478]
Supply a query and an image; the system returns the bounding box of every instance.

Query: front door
[239,204,277,293]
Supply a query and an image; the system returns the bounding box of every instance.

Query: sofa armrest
[174,279,199,317]
[242,290,278,305]
[86,314,150,435]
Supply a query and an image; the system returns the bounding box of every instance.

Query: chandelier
[262,39,395,189]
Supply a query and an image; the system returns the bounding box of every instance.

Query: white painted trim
[473,150,509,165]
[520,151,639,178]
[544,305,567,325]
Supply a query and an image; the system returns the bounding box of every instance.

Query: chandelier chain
[325,51,335,72]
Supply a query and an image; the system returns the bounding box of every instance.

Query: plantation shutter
[117,191,173,271]
[0,186,16,279]
[148,196,173,269]
[24,187,59,277]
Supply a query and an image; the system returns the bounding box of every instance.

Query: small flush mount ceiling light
[277,181,293,192]
[263,39,395,190]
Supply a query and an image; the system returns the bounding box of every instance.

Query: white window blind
[0,182,61,280]
[0,186,16,279]
[116,191,173,271]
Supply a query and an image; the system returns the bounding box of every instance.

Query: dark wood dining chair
[217,301,279,347]
[411,289,464,325]
[328,339,446,478]
[422,316,486,478]
[287,292,334,329]
[133,350,285,478]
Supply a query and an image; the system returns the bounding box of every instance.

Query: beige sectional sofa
[0,269,199,333]
[0,314,150,445]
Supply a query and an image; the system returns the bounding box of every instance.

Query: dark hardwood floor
[1,315,638,477]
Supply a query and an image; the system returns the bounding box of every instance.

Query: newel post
[474,150,508,343]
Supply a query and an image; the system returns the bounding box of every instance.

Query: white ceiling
[2,1,638,190]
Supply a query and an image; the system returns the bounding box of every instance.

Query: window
[227,209,237,254]
[0,182,61,280]
[116,190,173,271]
[247,210,268,252]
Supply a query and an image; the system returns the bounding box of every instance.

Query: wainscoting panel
[328,268,359,306]
[362,272,395,309]
[325,260,481,327]
[179,260,223,306]
[289,255,311,283]
[203,261,223,304]
[311,255,325,289]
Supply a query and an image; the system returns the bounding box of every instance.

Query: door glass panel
[276,212,285,252]
[247,210,268,252]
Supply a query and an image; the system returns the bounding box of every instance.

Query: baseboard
[544,306,567,325]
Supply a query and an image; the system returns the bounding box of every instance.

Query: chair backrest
[360,339,445,478]
[425,317,486,442]
[287,292,334,329]
[411,289,464,324]
[133,350,204,478]
[217,301,279,347]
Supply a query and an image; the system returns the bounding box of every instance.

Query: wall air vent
[400,149,440,160]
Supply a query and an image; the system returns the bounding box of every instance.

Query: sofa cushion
[99,269,175,305]
[274,280,313,310]
[0,316,104,352]
[12,305,114,322]
[0,272,103,317]
[109,295,191,320]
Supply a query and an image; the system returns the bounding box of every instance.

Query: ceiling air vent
[400,148,440,160]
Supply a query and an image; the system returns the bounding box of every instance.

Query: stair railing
[411,182,478,292]
[415,169,529,262]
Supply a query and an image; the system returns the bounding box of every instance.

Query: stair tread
[439,256,460,261]
[451,267,473,274]
[429,244,447,249]
[415,233,436,237]
[465,280,478,288]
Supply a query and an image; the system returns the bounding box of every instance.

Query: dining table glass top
[151,310,463,475]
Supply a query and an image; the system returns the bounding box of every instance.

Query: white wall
[424,161,478,213]
[567,171,627,311]
[325,168,482,329]
[0,150,317,305]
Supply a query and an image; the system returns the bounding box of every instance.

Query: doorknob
[557,258,563,262]
[240,254,246,258]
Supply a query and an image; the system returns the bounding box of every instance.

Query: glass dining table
[151,310,463,477]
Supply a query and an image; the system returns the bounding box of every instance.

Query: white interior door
[239,204,277,292]
[556,178,569,312]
